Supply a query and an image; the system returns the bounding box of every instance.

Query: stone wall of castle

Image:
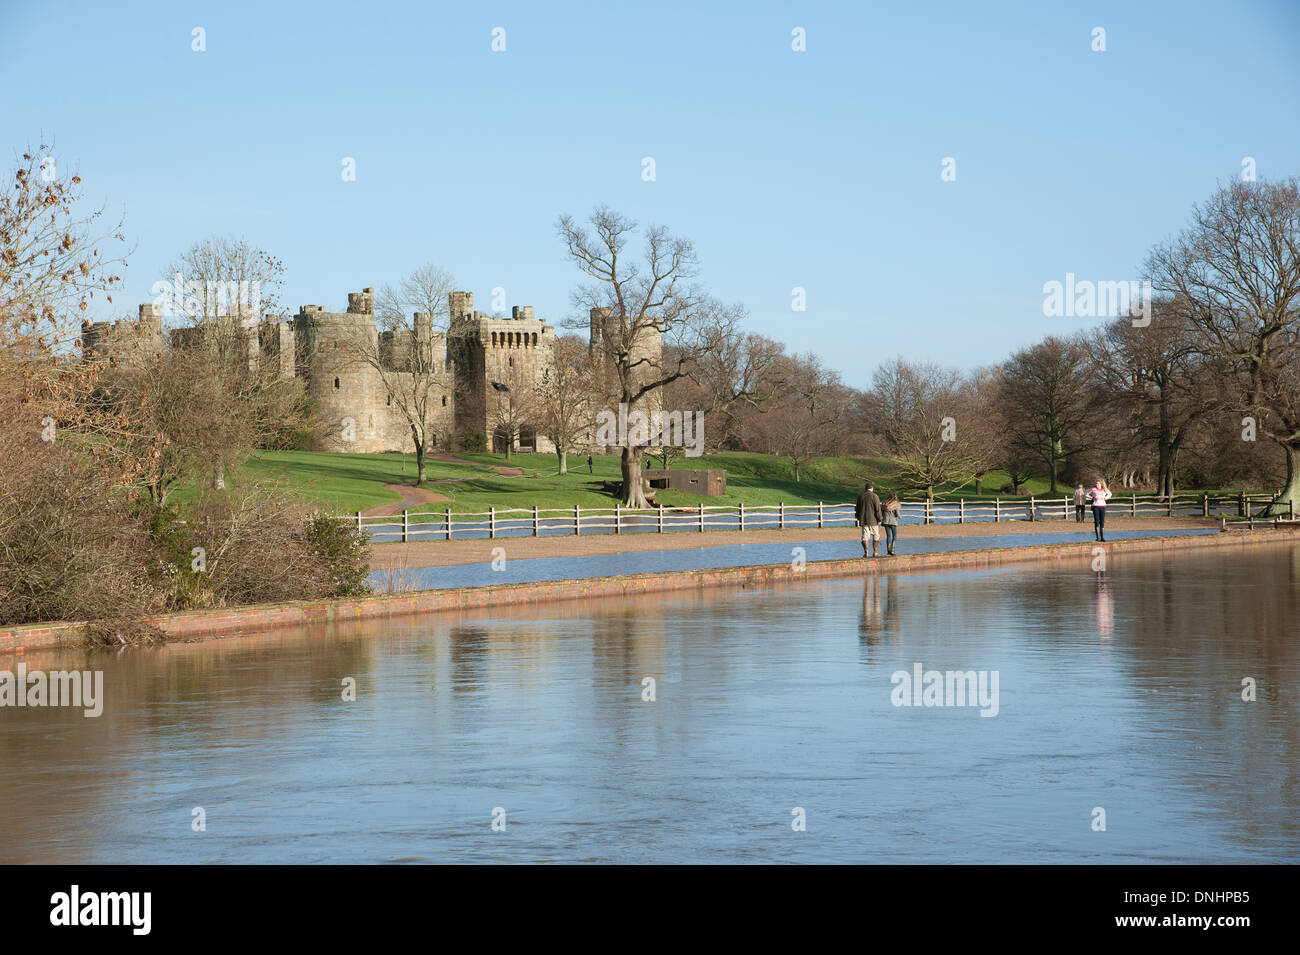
[293,288,458,453]
[83,287,662,458]
[82,304,164,362]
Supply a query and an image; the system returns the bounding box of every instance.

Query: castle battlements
[80,287,648,456]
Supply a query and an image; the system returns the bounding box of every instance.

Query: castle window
[387,394,392,406]
[441,396,447,406]
[509,357,514,367]
[334,377,340,389]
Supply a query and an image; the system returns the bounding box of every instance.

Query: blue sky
[3,0,1298,386]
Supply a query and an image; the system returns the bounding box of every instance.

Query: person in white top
[1086,478,1112,542]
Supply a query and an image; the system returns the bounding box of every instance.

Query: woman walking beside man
[1087,478,1112,541]
[881,492,901,556]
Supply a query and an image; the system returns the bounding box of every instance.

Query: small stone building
[642,468,726,496]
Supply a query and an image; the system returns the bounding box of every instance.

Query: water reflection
[1,542,1297,863]
[1094,576,1114,639]
[858,575,900,651]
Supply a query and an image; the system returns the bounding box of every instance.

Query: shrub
[459,428,486,453]
[0,380,161,625]
[158,486,371,610]
[302,512,371,597]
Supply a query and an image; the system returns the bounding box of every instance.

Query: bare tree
[164,236,298,488]
[374,263,453,334]
[999,336,1094,493]
[768,353,845,481]
[166,235,285,358]
[869,358,979,500]
[649,369,698,470]
[962,366,1005,494]
[688,317,784,450]
[557,206,733,506]
[1088,298,1217,498]
[486,360,542,460]
[0,141,129,354]
[1146,178,1300,506]
[536,334,602,474]
[346,263,456,483]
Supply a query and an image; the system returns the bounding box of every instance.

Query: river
[2,541,1296,863]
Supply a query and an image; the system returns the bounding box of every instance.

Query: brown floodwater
[1,542,1297,863]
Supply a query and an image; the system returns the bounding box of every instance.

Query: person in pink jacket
[1086,478,1112,542]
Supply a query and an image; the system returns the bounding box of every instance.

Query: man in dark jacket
[855,481,884,558]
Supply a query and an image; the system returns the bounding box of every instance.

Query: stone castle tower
[447,291,557,452]
[83,287,660,456]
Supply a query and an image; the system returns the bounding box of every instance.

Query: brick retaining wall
[3,529,1296,652]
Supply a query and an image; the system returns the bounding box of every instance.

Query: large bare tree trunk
[621,446,650,507]
[1272,444,1300,511]
[557,448,567,475]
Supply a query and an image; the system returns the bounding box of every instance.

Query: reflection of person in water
[1093,575,1114,639]
[858,576,899,646]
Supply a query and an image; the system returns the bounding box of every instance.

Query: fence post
[959,499,965,524]
[658,506,664,534]
[489,506,496,539]
[739,503,745,532]
[1063,497,1069,521]
[1291,498,1295,521]
[1203,493,1209,518]
[1029,496,1035,522]
[356,511,362,533]
[575,504,581,536]
[818,501,824,529]
[614,503,621,535]
[1244,495,1251,520]
[1167,496,1173,518]
[1131,493,1136,518]
[1239,490,1246,517]
[700,506,705,533]
[446,507,452,541]
[994,497,1001,522]
[401,508,408,544]
[533,504,539,537]
[779,501,785,530]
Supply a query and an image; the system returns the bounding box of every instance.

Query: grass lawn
[172,451,499,514]
[202,449,1278,518]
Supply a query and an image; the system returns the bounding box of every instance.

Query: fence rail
[353,492,1293,542]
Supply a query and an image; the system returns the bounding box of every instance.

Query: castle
[83,288,660,455]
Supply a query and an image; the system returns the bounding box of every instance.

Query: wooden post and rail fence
[354,492,1298,542]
